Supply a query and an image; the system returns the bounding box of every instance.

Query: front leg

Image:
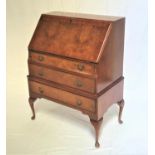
[89,117,103,148]
[117,99,124,124]
[28,97,37,120]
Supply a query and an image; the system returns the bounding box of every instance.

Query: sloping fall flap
[28,13,112,63]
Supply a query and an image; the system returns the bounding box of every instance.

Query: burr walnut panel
[29,63,96,93]
[29,80,95,112]
[29,14,111,63]
[29,51,95,76]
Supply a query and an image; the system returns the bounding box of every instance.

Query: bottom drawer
[29,80,95,112]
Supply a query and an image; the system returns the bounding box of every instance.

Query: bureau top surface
[29,12,124,63]
[46,11,123,21]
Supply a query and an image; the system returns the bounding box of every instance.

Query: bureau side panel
[96,18,125,93]
[97,80,124,120]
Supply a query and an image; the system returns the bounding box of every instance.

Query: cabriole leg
[28,97,37,120]
[117,99,124,124]
[89,117,103,148]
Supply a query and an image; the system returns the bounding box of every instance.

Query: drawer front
[29,64,95,93]
[29,52,95,76]
[29,80,95,112]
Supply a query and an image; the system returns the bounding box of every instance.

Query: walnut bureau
[27,12,125,148]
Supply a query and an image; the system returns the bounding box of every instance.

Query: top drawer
[29,52,95,76]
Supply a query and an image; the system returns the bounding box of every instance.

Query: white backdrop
[7,0,147,155]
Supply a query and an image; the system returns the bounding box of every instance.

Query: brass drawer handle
[75,80,83,87]
[38,55,44,61]
[38,87,44,94]
[76,100,82,106]
[77,63,84,71]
